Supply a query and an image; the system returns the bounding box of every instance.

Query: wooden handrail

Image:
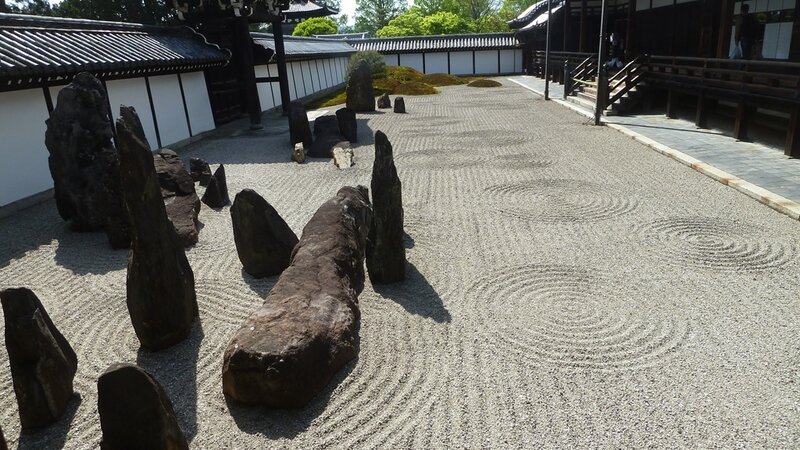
[608,56,643,83]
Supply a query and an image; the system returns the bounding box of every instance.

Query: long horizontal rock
[222,186,372,408]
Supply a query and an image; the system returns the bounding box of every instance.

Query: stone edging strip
[506,77,800,222]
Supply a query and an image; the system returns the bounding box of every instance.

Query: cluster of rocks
[154,150,201,247]
[1,286,190,446]
[289,101,358,165]
[377,93,406,114]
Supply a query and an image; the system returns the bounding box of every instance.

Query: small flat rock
[189,157,212,186]
[333,142,355,169]
[231,189,299,278]
[345,60,375,112]
[377,93,391,109]
[1,288,77,430]
[201,165,231,209]
[336,107,358,143]
[288,101,313,148]
[393,97,406,114]
[98,363,189,450]
[292,143,306,164]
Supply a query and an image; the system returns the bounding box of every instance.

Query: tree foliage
[475,13,509,32]
[6,0,53,15]
[354,0,405,34]
[421,11,475,35]
[54,0,172,24]
[292,17,338,36]
[346,50,387,79]
[413,0,460,16]
[375,9,424,37]
[455,0,498,20]
[498,0,532,20]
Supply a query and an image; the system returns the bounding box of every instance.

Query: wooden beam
[234,16,262,128]
[733,98,753,141]
[716,0,733,58]
[694,92,713,129]
[579,0,588,52]
[786,105,800,158]
[625,0,635,60]
[272,20,292,114]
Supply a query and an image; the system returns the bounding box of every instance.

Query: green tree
[354,0,405,34]
[8,0,53,15]
[456,0,497,20]
[292,17,338,36]
[53,0,172,25]
[413,0,460,16]
[498,0,532,20]
[475,13,509,32]
[421,11,475,35]
[375,9,424,37]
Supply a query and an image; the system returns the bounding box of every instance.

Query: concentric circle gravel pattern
[485,179,638,223]
[1,80,799,449]
[462,265,691,371]
[636,217,796,272]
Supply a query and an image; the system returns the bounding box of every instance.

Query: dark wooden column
[734,98,754,141]
[625,0,635,60]
[579,0,588,52]
[786,106,800,158]
[716,0,733,58]
[233,16,262,129]
[791,2,800,61]
[271,20,292,113]
[666,90,677,119]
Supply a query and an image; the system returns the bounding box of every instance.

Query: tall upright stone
[98,363,189,450]
[44,72,130,248]
[346,59,375,112]
[201,165,230,208]
[393,97,406,114]
[116,106,197,351]
[223,186,372,408]
[367,131,406,283]
[288,101,313,148]
[231,189,299,278]
[0,288,77,430]
[336,107,357,143]
[154,150,201,247]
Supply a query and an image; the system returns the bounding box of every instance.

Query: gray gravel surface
[0,80,799,448]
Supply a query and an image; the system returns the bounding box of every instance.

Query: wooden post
[563,60,571,99]
[579,0,588,52]
[544,0,553,100]
[695,93,712,128]
[595,0,608,126]
[625,0,635,60]
[734,98,752,141]
[666,90,677,119]
[272,20,292,114]
[233,16,262,129]
[786,105,800,158]
[716,0,733,58]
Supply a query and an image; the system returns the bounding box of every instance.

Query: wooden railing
[607,56,646,106]
[530,50,594,83]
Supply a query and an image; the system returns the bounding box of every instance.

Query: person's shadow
[135,321,204,443]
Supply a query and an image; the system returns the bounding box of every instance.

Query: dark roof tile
[349,33,519,54]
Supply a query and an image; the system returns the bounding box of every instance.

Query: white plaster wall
[302,60,315,94]
[450,51,474,75]
[499,50,516,73]
[0,89,52,206]
[265,64,282,108]
[400,53,425,73]
[514,49,524,73]
[425,53,448,74]
[255,64,276,111]
[384,54,398,66]
[313,61,327,90]
[106,78,158,150]
[149,74,190,147]
[323,59,334,87]
[475,50,499,74]
[292,62,307,98]
[180,72,215,134]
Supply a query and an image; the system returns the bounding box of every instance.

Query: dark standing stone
[201,165,230,208]
[288,101,313,148]
[393,97,406,114]
[230,189,299,278]
[154,150,201,247]
[345,59,375,112]
[0,424,6,450]
[377,92,391,109]
[98,363,189,450]
[116,106,197,351]
[367,131,406,283]
[189,157,212,186]
[223,186,372,408]
[44,72,130,248]
[0,288,77,430]
[335,107,358,143]
[308,116,345,158]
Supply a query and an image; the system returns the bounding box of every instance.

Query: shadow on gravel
[240,270,279,298]
[136,322,204,443]
[224,337,360,440]
[53,230,128,275]
[17,393,82,450]
[373,262,451,324]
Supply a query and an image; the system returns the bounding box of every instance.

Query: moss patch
[422,73,466,86]
[394,81,439,95]
[386,66,424,83]
[467,79,502,88]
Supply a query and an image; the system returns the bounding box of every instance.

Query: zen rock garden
[1,66,409,446]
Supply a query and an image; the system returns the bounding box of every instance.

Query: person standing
[736,4,760,60]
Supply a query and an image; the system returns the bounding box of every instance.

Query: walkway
[508,75,800,219]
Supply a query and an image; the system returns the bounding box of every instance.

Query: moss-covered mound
[386,66,424,83]
[422,73,467,86]
[393,81,439,95]
[373,78,402,95]
[467,79,502,88]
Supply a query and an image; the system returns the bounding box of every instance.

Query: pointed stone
[223,186,372,408]
[98,363,189,450]
[345,59,375,112]
[288,101,313,148]
[377,92,391,109]
[367,131,406,283]
[116,106,197,351]
[393,97,406,113]
[189,157,212,186]
[44,72,130,248]
[154,150,201,247]
[231,189,299,278]
[1,288,77,430]
[336,107,357,143]
[201,165,230,208]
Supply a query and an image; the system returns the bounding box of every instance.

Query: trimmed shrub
[467,79,502,88]
[386,65,424,83]
[346,51,386,79]
[422,73,466,86]
[393,82,439,95]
